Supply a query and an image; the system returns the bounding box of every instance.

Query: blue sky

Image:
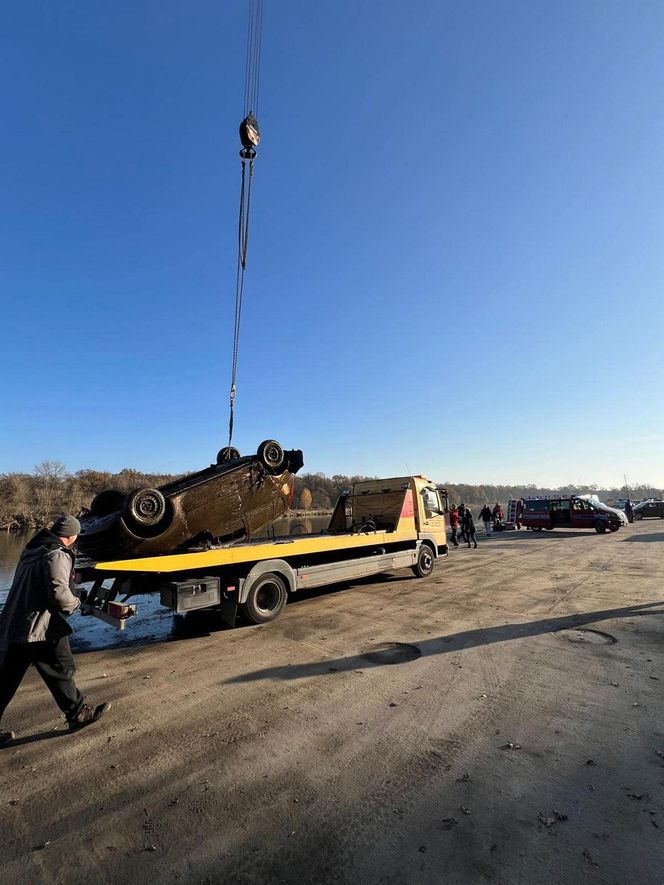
[1,1,663,488]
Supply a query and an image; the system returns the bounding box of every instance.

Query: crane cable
[228,0,263,451]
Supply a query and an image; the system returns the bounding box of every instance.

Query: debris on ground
[538,810,568,827]
[501,742,522,750]
[583,849,599,867]
[441,818,459,830]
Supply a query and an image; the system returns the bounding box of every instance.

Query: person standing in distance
[448,505,460,547]
[479,504,493,537]
[463,508,478,548]
[0,515,110,748]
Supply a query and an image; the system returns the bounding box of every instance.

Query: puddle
[362,642,422,664]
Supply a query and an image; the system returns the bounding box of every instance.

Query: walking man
[458,503,467,544]
[0,515,110,748]
[463,508,478,548]
[479,504,493,537]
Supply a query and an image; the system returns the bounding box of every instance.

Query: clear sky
[1,1,663,489]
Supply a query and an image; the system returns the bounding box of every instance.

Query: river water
[0,515,330,651]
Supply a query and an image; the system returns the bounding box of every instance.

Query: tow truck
[77,476,448,630]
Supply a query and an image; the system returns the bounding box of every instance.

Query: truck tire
[241,573,288,624]
[412,544,435,578]
[257,439,285,473]
[594,520,606,534]
[123,488,168,530]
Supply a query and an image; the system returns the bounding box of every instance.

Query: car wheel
[124,488,168,529]
[89,489,126,517]
[634,512,643,520]
[216,446,241,464]
[412,543,435,578]
[608,525,619,532]
[257,439,285,472]
[594,520,606,534]
[241,573,288,624]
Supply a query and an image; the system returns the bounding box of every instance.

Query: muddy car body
[77,440,303,561]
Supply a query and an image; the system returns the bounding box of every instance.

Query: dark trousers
[451,527,459,546]
[466,528,477,548]
[0,637,84,724]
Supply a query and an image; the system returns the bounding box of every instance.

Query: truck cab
[328,475,448,555]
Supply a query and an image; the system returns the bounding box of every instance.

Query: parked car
[517,495,623,533]
[633,500,664,520]
[77,439,304,561]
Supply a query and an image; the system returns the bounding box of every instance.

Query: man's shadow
[1,728,70,749]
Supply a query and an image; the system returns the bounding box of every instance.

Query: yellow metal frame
[93,527,418,574]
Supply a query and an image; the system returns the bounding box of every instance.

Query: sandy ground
[1,520,663,884]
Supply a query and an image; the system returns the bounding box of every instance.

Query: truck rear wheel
[241,573,288,624]
[594,520,606,534]
[412,544,434,578]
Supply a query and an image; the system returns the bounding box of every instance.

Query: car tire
[412,544,435,578]
[257,439,285,473]
[216,446,241,464]
[608,525,619,532]
[241,573,288,624]
[89,489,126,517]
[594,520,606,534]
[123,488,168,529]
[634,512,643,520]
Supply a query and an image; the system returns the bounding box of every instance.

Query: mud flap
[219,586,240,627]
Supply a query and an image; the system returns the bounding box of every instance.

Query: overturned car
[77,439,304,561]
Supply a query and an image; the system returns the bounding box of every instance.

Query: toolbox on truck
[160,577,221,613]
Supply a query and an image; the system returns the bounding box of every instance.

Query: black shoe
[474,543,478,548]
[0,730,15,748]
[68,702,111,732]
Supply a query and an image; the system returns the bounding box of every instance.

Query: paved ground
[1,521,663,884]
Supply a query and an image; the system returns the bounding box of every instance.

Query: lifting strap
[228,0,263,450]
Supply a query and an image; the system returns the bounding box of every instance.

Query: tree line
[1,462,661,531]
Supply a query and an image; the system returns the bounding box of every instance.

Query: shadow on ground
[224,601,664,683]
[623,532,664,543]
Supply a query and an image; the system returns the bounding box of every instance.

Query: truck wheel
[217,446,241,464]
[594,520,606,534]
[412,544,435,578]
[241,573,288,624]
[257,439,285,473]
[89,489,126,516]
[124,488,168,529]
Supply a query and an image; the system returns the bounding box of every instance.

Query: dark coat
[479,506,492,522]
[462,511,476,533]
[0,529,80,664]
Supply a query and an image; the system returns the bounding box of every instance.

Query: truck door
[419,486,446,541]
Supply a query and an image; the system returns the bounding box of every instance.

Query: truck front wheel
[412,544,435,578]
[241,573,288,624]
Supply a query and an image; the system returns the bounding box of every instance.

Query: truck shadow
[623,532,664,543]
[224,600,664,683]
